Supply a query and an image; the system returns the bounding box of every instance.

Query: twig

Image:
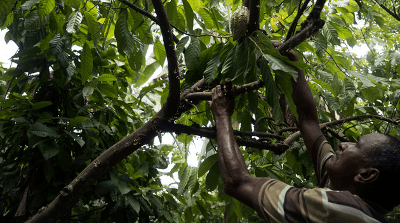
[159,123,289,154]
[118,0,179,43]
[286,0,311,41]
[283,115,400,147]
[184,79,264,101]
[370,0,400,21]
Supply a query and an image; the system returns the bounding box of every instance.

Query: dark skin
[210,41,383,211]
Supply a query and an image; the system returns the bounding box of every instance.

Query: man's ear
[354,168,380,184]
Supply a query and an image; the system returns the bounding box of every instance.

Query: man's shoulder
[254,179,386,222]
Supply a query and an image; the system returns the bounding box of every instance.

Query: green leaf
[69,116,89,127]
[349,71,374,88]
[66,11,82,33]
[198,154,218,177]
[233,42,249,84]
[331,23,354,39]
[165,0,179,27]
[185,37,201,70]
[28,122,59,138]
[153,40,166,66]
[97,74,117,82]
[32,101,53,110]
[323,92,340,111]
[315,32,327,57]
[127,194,141,214]
[85,0,97,19]
[178,165,191,194]
[323,22,340,45]
[198,8,214,29]
[79,43,93,84]
[64,130,85,147]
[313,79,333,93]
[187,0,204,13]
[24,10,49,31]
[115,9,141,56]
[20,0,39,11]
[84,11,100,36]
[38,0,55,17]
[263,54,298,77]
[182,0,195,32]
[204,43,223,84]
[221,45,237,79]
[83,85,94,96]
[346,0,360,13]
[361,87,382,103]
[39,142,60,160]
[97,83,118,98]
[184,207,193,223]
[62,0,81,9]
[261,59,283,123]
[205,159,220,191]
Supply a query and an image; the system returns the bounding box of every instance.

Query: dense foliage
[1,0,400,222]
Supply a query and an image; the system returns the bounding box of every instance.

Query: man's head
[325,133,400,211]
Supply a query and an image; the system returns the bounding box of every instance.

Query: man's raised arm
[272,40,326,174]
[210,85,269,210]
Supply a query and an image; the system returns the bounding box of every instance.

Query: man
[209,41,400,222]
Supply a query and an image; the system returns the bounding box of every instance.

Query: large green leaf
[204,43,223,84]
[185,37,201,70]
[263,54,298,78]
[28,122,59,138]
[62,0,81,9]
[261,58,283,123]
[115,9,140,56]
[38,0,55,17]
[198,154,218,177]
[182,0,195,32]
[79,42,93,84]
[154,40,166,66]
[198,8,214,29]
[205,161,220,191]
[66,11,82,33]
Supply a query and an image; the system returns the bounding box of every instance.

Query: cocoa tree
[1,0,400,222]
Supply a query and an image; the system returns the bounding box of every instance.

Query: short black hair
[366,134,400,211]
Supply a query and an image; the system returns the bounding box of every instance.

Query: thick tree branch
[279,0,326,53]
[247,0,260,35]
[27,0,180,222]
[160,123,288,154]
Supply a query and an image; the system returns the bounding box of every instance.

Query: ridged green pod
[230,6,250,40]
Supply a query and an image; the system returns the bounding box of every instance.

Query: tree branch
[285,0,311,41]
[27,0,181,221]
[183,79,264,101]
[283,114,400,147]
[159,123,288,154]
[279,0,326,53]
[118,0,180,43]
[247,0,260,35]
[370,0,400,21]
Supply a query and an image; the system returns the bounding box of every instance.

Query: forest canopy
[1,0,400,222]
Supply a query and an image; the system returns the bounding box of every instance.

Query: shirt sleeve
[314,138,334,184]
[251,179,384,223]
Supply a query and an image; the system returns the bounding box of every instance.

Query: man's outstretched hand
[210,85,235,117]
